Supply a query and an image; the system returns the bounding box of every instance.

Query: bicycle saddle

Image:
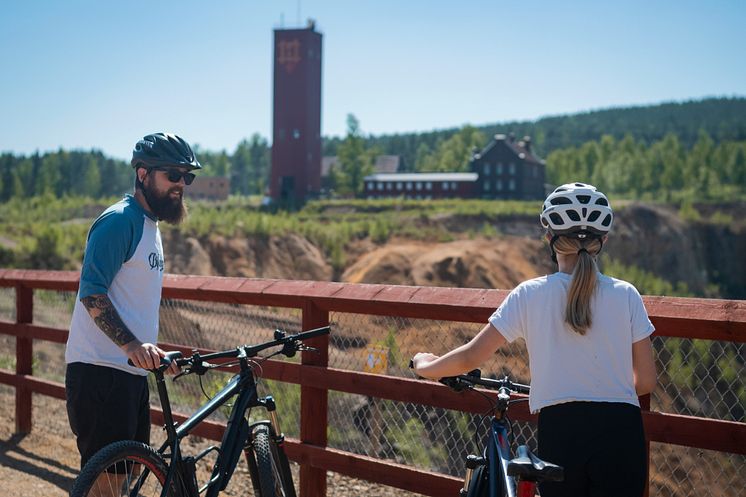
[507,445,564,483]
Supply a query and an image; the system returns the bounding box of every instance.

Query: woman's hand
[411,352,440,379]
[410,324,508,380]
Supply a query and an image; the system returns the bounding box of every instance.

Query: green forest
[1,97,745,201]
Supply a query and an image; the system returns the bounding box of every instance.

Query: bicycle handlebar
[128,326,331,372]
[408,359,530,395]
[192,325,330,363]
[442,370,530,395]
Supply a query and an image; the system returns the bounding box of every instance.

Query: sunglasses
[149,167,196,185]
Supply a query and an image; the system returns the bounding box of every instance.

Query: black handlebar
[409,359,529,395]
[127,326,331,373]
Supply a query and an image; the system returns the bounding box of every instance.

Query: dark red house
[469,134,546,200]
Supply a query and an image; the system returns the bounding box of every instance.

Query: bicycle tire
[248,424,297,497]
[70,440,175,497]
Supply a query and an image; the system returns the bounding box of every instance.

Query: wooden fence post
[15,284,33,434]
[300,300,329,497]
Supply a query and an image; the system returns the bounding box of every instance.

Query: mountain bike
[69,325,331,497]
[412,364,563,497]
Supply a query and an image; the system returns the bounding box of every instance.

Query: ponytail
[553,236,602,335]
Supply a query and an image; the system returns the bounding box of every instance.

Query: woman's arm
[632,337,657,395]
[412,323,507,379]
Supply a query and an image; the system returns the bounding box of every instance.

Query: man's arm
[80,294,137,346]
[81,293,165,370]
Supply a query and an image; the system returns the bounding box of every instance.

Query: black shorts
[537,401,647,497]
[65,362,151,469]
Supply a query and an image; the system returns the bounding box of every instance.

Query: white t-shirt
[488,272,654,413]
[66,196,164,376]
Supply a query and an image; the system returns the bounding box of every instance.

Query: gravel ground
[0,385,423,497]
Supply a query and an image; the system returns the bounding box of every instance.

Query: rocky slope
[162,202,746,298]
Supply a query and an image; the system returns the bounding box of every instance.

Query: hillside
[324,97,746,168]
[160,201,746,299]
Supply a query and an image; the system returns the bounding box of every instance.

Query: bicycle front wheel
[70,440,174,497]
[247,424,297,497]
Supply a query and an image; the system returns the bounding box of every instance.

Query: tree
[231,134,270,196]
[416,125,485,172]
[333,114,374,197]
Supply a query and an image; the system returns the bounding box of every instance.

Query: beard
[141,180,188,224]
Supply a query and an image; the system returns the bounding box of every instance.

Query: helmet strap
[549,234,560,264]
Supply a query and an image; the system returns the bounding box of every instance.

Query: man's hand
[122,341,162,370]
[121,342,180,374]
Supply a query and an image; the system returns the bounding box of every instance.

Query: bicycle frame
[448,373,543,497]
[149,352,285,497]
[485,415,536,497]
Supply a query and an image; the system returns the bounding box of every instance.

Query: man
[65,133,200,482]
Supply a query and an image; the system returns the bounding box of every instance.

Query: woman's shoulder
[598,273,643,296]
[516,274,552,291]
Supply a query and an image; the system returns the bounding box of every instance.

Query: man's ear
[136,167,148,183]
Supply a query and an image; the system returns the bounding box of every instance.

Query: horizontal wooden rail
[2,271,745,340]
[1,269,745,497]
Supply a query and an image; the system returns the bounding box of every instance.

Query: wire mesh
[649,443,745,497]
[326,311,536,478]
[652,336,745,422]
[31,290,75,383]
[157,299,303,429]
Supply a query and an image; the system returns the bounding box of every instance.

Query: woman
[412,182,657,497]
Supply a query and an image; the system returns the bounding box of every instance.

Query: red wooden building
[363,172,477,199]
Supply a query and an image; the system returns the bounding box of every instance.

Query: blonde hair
[553,236,603,335]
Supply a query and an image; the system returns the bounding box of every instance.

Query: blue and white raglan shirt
[65,195,164,376]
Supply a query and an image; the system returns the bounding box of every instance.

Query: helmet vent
[549,213,564,225]
[576,195,591,204]
[550,196,572,205]
[567,210,581,222]
[602,214,612,227]
[588,211,601,222]
[595,198,609,206]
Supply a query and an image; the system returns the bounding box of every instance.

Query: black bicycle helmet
[130,132,202,171]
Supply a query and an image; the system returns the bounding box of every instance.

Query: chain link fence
[1,289,743,496]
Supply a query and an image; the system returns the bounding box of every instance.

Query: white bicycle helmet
[540,182,613,236]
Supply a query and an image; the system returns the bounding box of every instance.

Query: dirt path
[0,385,421,497]
[0,386,79,497]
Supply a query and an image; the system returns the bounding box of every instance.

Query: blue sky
[1,0,744,160]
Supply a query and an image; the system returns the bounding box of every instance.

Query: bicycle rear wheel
[70,440,174,497]
[246,424,296,497]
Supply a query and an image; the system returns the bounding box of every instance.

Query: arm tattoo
[81,294,137,347]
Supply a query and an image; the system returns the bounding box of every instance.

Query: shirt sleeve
[628,285,655,342]
[78,211,137,299]
[488,285,526,343]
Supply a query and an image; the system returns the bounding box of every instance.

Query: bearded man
[64,133,199,492]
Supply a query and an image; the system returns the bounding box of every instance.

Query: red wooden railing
[0,269,745,497]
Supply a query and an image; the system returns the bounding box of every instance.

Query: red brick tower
[269,22,323,206]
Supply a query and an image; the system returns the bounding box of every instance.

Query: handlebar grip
[127,351,183,372]
[295,326,330,340]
